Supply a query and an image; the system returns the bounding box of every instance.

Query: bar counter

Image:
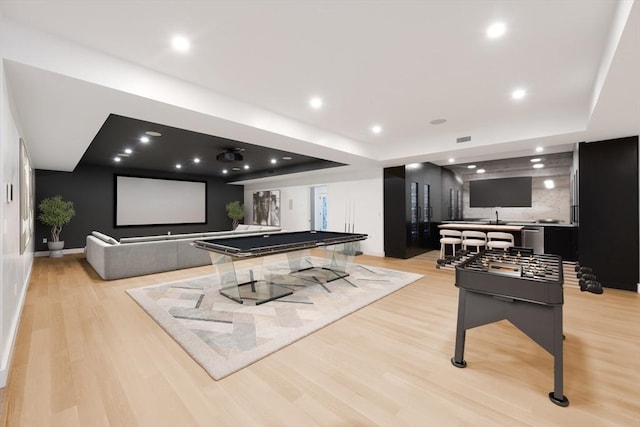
[438,223,524,232]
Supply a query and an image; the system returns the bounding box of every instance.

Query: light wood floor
[2,251,639,426]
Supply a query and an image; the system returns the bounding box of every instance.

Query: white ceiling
[1,0,638,183]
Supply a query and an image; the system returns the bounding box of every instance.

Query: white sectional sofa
[85,225,282,280]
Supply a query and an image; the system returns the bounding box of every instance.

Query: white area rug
[126,257,422,380]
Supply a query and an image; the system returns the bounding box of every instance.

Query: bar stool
[462,230,487,253]
[486,232,515,250]
[439,229,462,258]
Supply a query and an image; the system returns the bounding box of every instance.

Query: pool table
[193,231,368,304]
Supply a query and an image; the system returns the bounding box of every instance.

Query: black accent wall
[35,165,244,252]
[579,136,639,291]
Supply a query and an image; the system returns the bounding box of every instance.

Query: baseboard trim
[35,247,85,257]
[0,259,33,388]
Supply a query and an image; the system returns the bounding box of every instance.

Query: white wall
[0,22,35,387]
[243,167,385,257]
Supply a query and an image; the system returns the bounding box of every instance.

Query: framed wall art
[252,190,280,226]
[20,138,34,254]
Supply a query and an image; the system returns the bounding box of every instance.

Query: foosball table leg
[451,289,468,368]
[451,356,467,368]
[549,306,569,407]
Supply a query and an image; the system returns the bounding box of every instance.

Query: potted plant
[38,195,75,258]
[225,200,245,230]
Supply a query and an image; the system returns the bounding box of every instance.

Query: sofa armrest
[86,235,180,280]
[85,235,111,280]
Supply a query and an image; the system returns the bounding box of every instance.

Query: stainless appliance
[522,226,544,254]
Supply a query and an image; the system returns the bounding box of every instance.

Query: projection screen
[115,175,207,226]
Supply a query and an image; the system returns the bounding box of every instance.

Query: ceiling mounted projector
[216,150,243,162]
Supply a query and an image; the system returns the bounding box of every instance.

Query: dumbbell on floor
[580,280,604,295]
[577,266,594,279]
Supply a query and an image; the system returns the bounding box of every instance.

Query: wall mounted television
[469,176,532,207]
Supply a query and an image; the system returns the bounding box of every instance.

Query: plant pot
[48,241,64,258]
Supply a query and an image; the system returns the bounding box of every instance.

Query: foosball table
[450,248,569,407]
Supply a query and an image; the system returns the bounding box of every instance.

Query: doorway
[311,185,328,231]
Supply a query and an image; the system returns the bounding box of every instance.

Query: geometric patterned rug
[126,256,422,380]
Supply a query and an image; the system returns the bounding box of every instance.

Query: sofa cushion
[203,231,234,238]
[243,224,266,231]
[167,232,205,240]
[259,226,281,231]
[91,231,119,245]
[120,235,168,244]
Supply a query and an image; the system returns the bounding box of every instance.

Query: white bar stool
[462,230,487,253]
[439,229,463,258]
[486,232,515,250]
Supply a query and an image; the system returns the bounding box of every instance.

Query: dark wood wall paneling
[579,136,639,291]
[383,166,408,259]
[544,226,578,262]
[34,165,244,252]
[384,163,461,259]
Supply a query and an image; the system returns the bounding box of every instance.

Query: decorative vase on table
[48,241,64,258]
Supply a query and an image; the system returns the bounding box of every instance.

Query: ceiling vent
[456,136,471,143]
[216,149,244,162]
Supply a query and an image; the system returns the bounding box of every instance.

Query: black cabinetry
[578,136,639,291]
[544,226,578,262]
[384,163,442,258]
[442,168,463,220]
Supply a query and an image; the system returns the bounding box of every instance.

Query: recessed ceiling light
[477,169,486,174]
[512,89,526,99]
[448,158,455,163]
[309,97,323,109]
[231,167,240,171]
[487,22,506,38]
[430,119,447,125]
[114,157,121,162]
[282,156,292,160]
[222,169,228,174]
[145,131,162,137]
[124,148,132,154]
[193,157,200,163]
[175,163,182,169]
[533,163,544,169]
[544,179,555,189]
[140,136,150,143]
[536,146,544,153]
[171,35,190,52]
[467,164,476,169]
[530,158,542,163]
[270,158,277,164]
[371,125,382,134]
[244,164,250,170]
